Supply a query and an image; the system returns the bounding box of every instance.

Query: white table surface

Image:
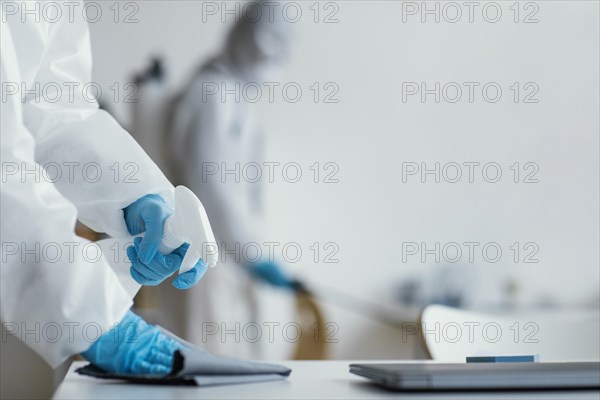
[53,360,600,400]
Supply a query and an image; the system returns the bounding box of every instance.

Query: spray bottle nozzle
[159,186,219,273]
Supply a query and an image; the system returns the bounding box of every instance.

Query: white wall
[88,1,599,358]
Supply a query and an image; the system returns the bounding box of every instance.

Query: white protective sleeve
[13,5,174,237]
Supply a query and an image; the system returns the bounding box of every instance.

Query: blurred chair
[419,304,600,362]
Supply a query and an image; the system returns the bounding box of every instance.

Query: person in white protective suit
[168,1,297,358]
[1,1,206,377]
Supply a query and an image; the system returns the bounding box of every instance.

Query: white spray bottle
[160,185,219,273]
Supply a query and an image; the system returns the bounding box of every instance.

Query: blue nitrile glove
[248,261,295,289]
[127,238,208,289]
[81,310,181,375]
[124,194,206,289]
[123,194,171,264]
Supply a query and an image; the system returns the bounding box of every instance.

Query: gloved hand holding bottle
[81,310,181,375]
[123,194,208,289]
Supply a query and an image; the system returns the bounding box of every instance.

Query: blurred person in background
[167,0,297,358]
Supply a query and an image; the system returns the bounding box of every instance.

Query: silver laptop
[349,362,600,391]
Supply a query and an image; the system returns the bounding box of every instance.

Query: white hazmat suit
[166,1,294,358]
[1,2,173,368]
